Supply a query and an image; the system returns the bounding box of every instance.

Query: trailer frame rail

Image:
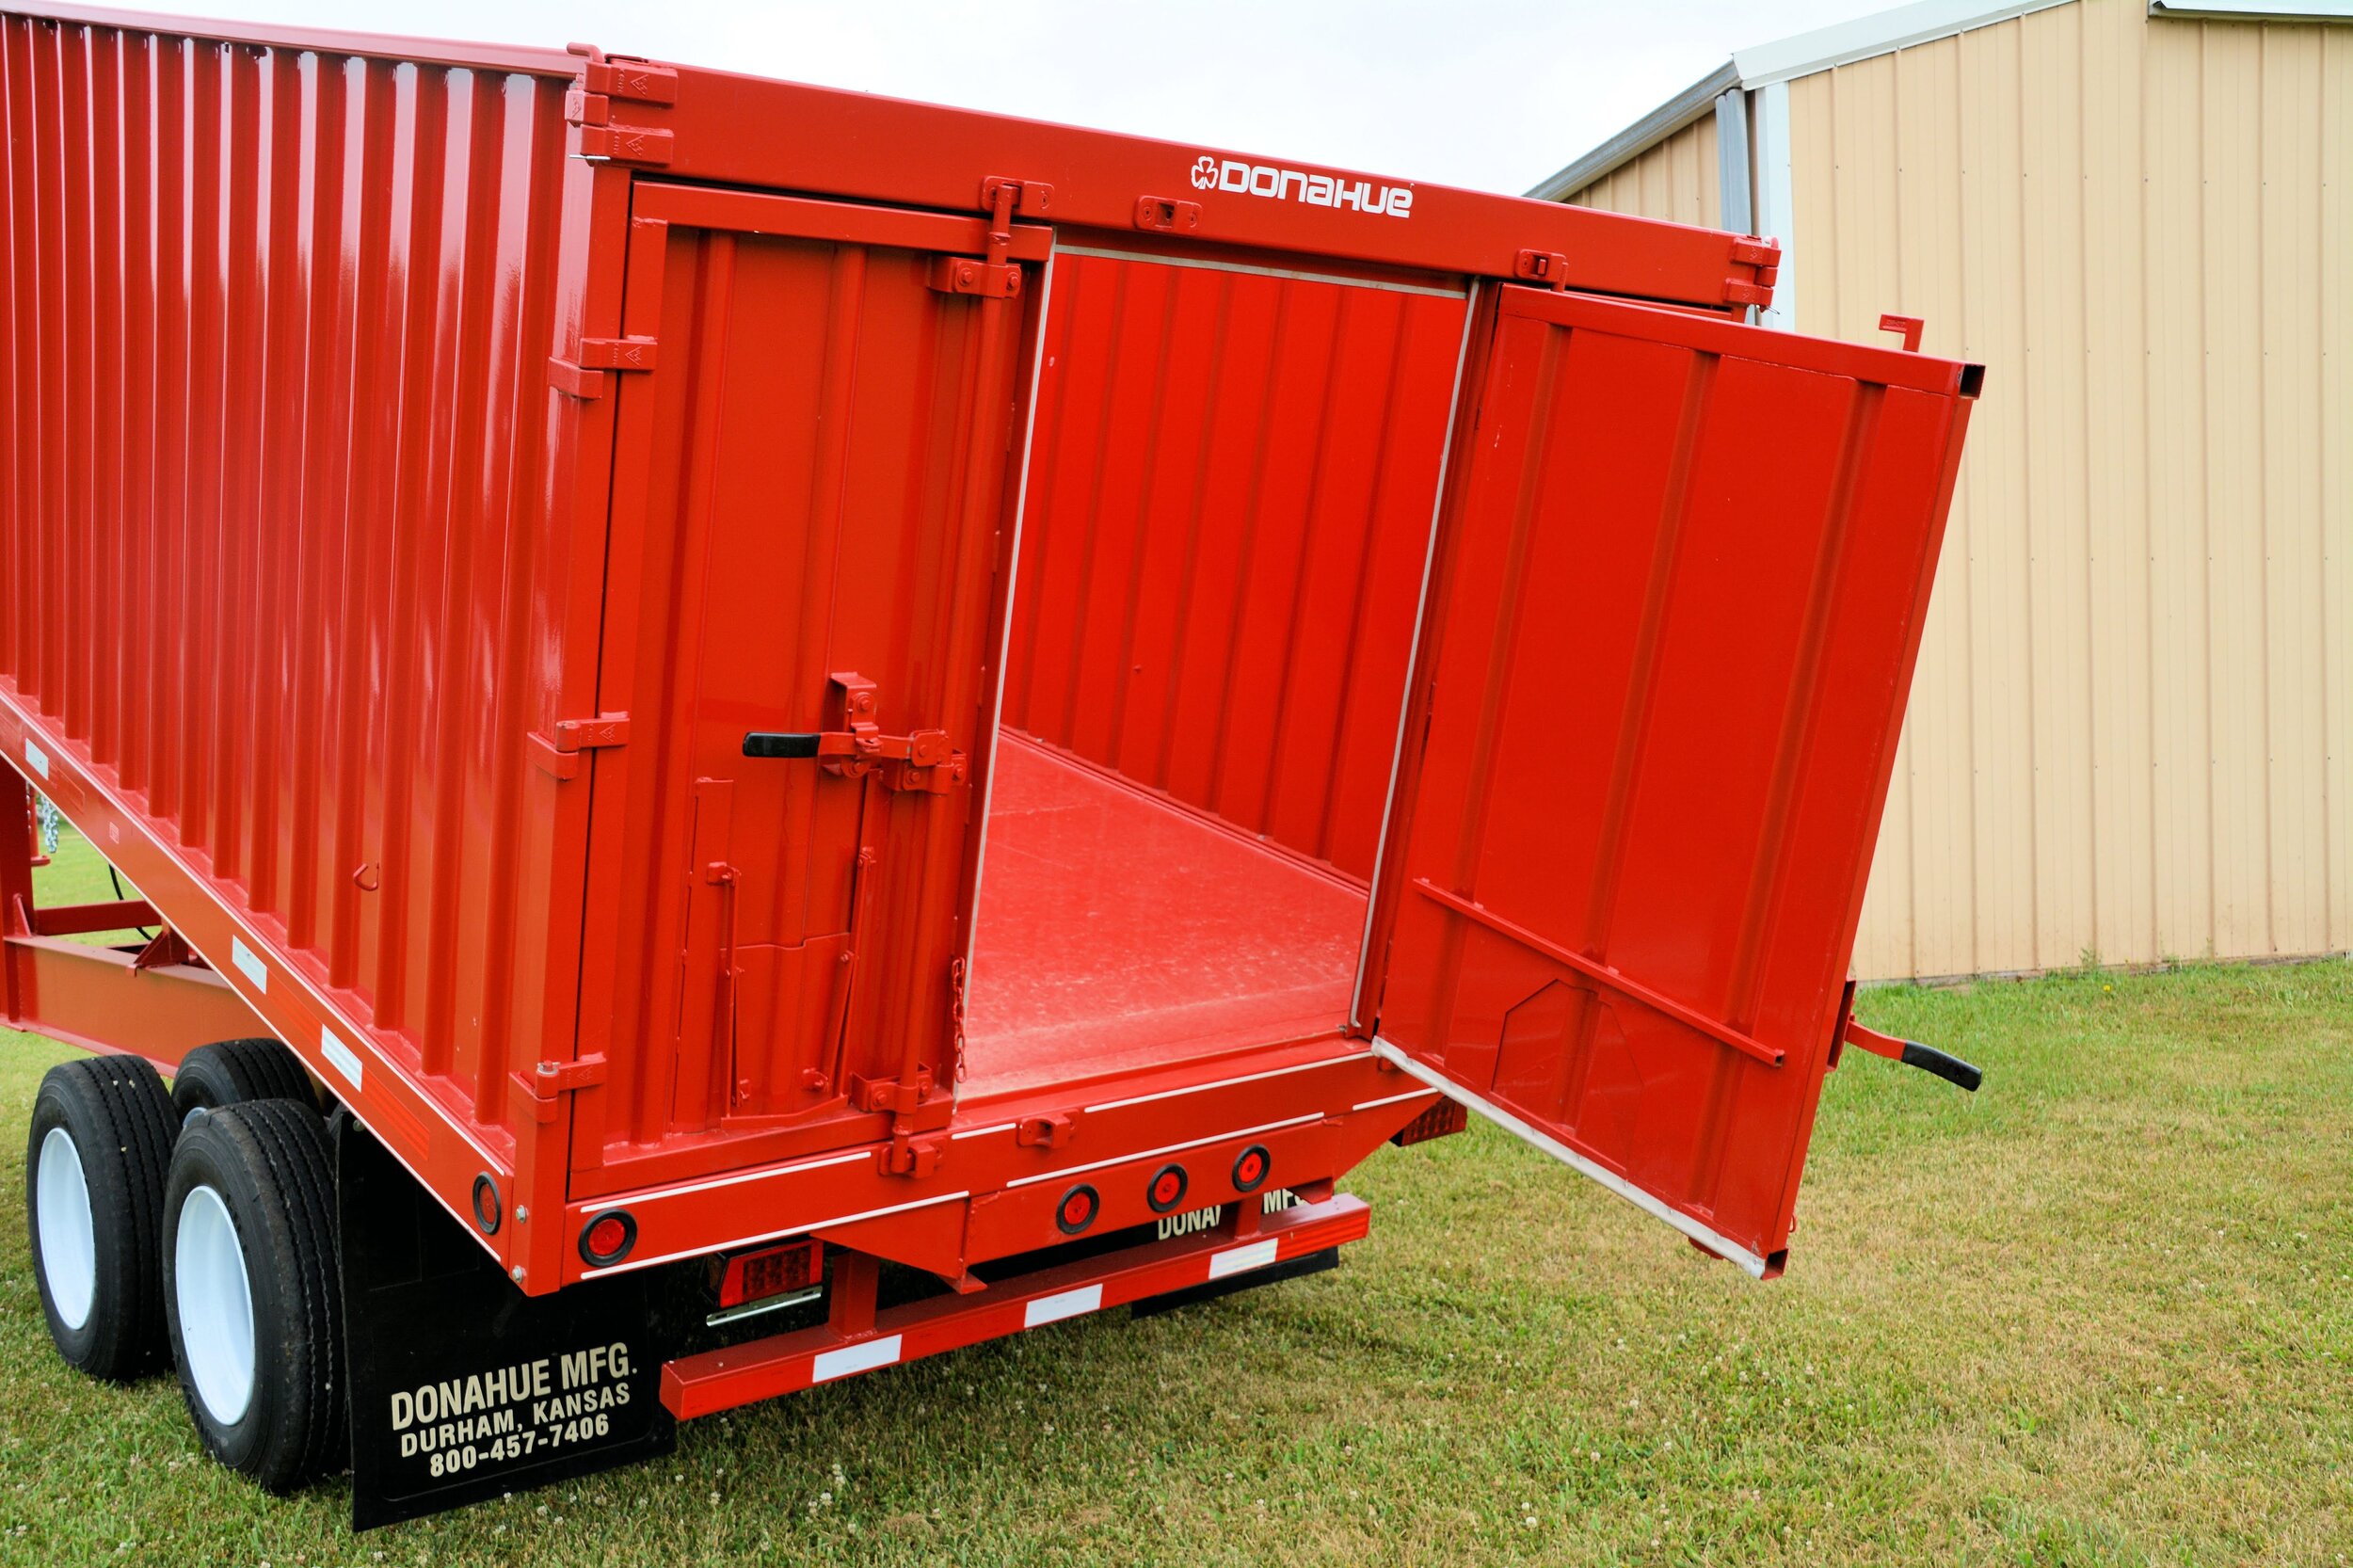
[661,1192,1370,1418]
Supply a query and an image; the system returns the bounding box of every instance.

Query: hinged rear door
[1364,287,1977,1275]
[568,184,1047,1196]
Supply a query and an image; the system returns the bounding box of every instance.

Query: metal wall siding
[1001,250,1467,881]
[1799,0,2352,978]
[1567,0,2350,979]
[1568,115,1722,232]
[0,13,572,1141]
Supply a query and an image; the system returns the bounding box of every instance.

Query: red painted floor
[962,735,1369,1096]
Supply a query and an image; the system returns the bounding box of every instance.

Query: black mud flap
[337,1124,689,1529]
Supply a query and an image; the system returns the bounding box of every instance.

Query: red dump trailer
[0,1,1981,1527]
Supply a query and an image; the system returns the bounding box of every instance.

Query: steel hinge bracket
[582,57,678,104]
[978,176,1053,216]
[925,256,1023,298]
[512,1053,608,1125]
[548,336,658,400]
[529,712,631,779]
[1725,234,1782,308]
[851,1066,937,1115]
[924,176,1048,299]
[566,83,673,168]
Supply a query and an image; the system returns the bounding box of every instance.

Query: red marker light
[1055,1184,1099,1236]
[1145,1162,1189,1214]
[579,1208,638,1267]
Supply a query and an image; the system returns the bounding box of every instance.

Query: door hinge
[512,1053,608,1125]
[530,712,631,779]
[1725,235,1781,308]
[566,75,673,168]
[925,176,1048,300]
[548,336,659,400]
[581,57,678,105]
[926,256,1023,298]
[739,673,967,793]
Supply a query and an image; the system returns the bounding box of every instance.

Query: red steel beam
[26,897,158,936]
[662,1193,1371,1419]
[2,934,266,1069]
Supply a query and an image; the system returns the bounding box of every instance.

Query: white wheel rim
[175,1184,257,1426]
[35,1127,97,1332]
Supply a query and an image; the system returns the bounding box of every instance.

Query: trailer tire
[170,1038,316,1128]
[164,1100,345,1493]
[24,1056,180,1380]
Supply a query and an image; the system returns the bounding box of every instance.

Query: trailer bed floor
[962,735,1367,1097]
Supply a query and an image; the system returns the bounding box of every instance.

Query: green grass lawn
[0,829,2345,1564]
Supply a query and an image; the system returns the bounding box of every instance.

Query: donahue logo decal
[1190,154,1414,218]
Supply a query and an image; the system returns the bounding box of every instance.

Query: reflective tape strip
[811,1335,902,1384]
[1023,1285,1103,1328]
[22,739,47,778]
[321,1028,363,1091]
[229,936,268,992]
[1209,1239,1279,1280]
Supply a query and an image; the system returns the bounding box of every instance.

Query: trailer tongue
[0,2,1977,1527]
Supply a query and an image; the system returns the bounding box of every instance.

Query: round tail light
[1145,1162,1189,1214]
[579,1208,637,1268]
[471,1174,503,1236]
[1231,1144,1272,1193]
[1054,1183,1099,1236]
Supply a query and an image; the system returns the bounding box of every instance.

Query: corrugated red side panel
[1002,249,1467,880]
[0,11,573,1148]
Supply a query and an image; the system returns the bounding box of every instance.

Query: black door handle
[743,732,824,760]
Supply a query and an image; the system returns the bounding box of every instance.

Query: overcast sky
[211,0,1889,196]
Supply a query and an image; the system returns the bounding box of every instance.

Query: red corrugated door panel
[1368,287,1977,1277]
[568,186,1036,1196]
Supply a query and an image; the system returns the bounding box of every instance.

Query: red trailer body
[0,0,1978,1520]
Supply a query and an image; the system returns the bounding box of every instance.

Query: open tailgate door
[1364,287,1977,1276]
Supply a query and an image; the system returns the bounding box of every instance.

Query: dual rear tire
[24,1041,344,1492]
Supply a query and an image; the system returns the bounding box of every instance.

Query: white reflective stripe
[229,936,268,992]
[811,1335,902,1384]
[1352,1088,1441,1113]
[1209,1239,1280,1280]
[22,738,48,778]
[320,1028,363,1091]
[1368,1038,1772,1278]
[1023,1285,1103,1328]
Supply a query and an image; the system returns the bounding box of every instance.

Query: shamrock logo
[1190,155,1219,191]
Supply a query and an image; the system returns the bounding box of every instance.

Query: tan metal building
[1535,0,2353,982]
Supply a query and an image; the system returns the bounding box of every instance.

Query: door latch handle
[742,731,831,760]
[1842,1016,1982,1092]
[740,673,967,792]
